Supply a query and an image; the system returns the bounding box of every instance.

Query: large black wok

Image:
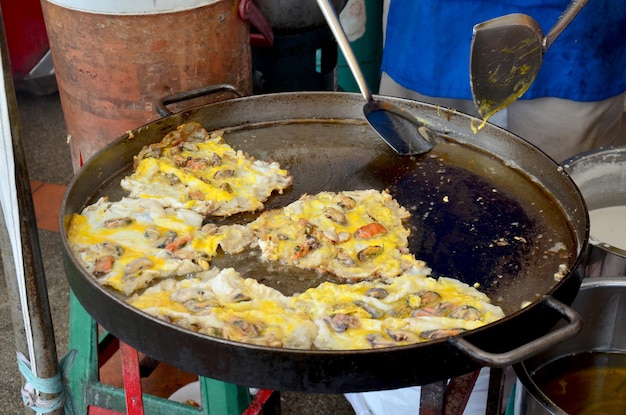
[61,91,588,393]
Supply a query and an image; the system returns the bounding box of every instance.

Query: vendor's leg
[506,93,626,163]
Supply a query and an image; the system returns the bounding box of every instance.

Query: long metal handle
[316,0,374,103]
[449,295,582,367]
[544,0,588,50]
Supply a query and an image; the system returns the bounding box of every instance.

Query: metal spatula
[316,0,435,155]
[470,0,588,121]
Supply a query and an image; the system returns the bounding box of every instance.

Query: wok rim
[60,91,589,392]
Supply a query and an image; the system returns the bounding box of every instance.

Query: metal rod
[444,371,481,415]
[316,0,373,103]
[0,4,62,414]
[486,368,506,415]
[120,342,145,415]
[420,380,446,415]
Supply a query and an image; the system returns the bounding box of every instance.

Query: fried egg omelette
[128,266,504,350]
[120,122,293,216]
[250,189,420,281]
[67,197,254,295]
[67,121,506,351]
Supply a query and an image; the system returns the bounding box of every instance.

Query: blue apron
[382,0,626,101]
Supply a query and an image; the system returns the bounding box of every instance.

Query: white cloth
[345,367,517,415]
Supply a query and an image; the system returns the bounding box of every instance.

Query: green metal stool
[67,291,253,415]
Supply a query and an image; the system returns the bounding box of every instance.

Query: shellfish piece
[323,207,347,225]
[144,227,160,241]
[124,257,154,276]
[165,172,182,185]
[357,245,383,261]
[336,251,357,266]
[104,217,134,229]
[93,255,115,278]
[231,319,261,337]
[420,328,466,340]
[165,235,192,252]
[412,302,457,317]
[354,222,388,239]
[449,305,482,321]
[294,233,321,259]
[153,230,177,249]
[171,155,189,167]
[354,300,384,319]
[208,152,222,167]
[367,334,399,349]
[97,241,124,257]
[187,158,210,170]
[213,168,235,179]
[365,287,389,299]
[386,329,420,343]
[417,290,442,306]
[298,218,315,235]
[181,141,199,152]
[336,193,356,210]
[232,293,252,303]
[327,313,360,333]
[220,182,233,193]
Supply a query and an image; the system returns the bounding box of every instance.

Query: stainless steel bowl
[563,147,626,277]
[514,277,626,414]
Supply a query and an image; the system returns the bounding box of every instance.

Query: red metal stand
[119,343,145,415]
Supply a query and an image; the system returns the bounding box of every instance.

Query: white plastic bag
[340,0,366,41]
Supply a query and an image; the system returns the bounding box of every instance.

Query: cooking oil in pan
[532,351,626,414]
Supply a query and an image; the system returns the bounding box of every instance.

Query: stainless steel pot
[514,277,626,414]
[563,147,626,277]
[61,90,588,393]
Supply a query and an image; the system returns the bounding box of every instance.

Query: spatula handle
[544,0,589,50]
[316,0,374,103]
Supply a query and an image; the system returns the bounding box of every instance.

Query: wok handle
[449,295,582,367]
[156,84,245,117]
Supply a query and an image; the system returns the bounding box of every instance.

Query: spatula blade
[364,101,437,156]
[470,13,543,120]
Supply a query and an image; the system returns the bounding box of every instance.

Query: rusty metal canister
[41,0,253,171]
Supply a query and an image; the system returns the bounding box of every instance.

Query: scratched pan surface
[61,92,588,392]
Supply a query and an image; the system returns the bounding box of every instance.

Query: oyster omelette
[67,122,504,350]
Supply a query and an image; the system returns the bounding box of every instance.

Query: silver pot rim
[562,146,626,259]
[513,276,626,414]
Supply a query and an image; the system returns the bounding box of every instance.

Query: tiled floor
[31,180,65,233]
